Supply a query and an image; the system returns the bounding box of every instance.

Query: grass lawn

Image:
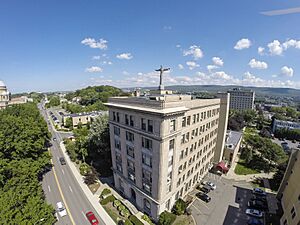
[173,215,194,225]
[234,160,260,175]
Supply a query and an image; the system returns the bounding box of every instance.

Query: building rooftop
[225,130,243,150]
[65,111,106,118]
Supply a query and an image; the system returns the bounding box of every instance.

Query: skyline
[1,0,300,93]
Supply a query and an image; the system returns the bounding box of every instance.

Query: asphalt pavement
[39,103,106,225]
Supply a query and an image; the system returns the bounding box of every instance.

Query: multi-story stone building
[277,149,300,225]
[272,119,300,133]
[228,88,255,111]
[105,89,229,219]
[0,80,10,110]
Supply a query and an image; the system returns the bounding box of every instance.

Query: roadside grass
[103,204,120,223]
[234,159,260,175]
[173,215,194,225]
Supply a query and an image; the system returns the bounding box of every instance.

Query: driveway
[190,173,263,225]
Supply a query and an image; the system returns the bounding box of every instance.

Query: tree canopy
[0,103,56,224]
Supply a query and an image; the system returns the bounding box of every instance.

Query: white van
[56,201,67,217]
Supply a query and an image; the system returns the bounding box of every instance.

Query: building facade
[62,111,106,128]
[223,130,243,168]
[277,149,300,225]
[105,90,229,219]
[272,119,300,133]
[228,88,255,111]
[0,80,10,109]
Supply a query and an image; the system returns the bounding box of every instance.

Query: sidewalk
[60,142,116,225]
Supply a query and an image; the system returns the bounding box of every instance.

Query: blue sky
[1,0,300,93]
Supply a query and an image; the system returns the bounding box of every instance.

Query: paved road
[39,103,105,225]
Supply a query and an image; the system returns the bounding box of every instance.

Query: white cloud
[163,25,172,31]
[176,44,181,48]
[183,45,204,60]
[92,56,101,60]
[81,38,108,50]
[281,66,294,77]
[116,53,133,60]
[211,71,232,80]
[212,57,224,66]
[234,38,251,50]
[282,39,300,50]
[258,47,265,55]
[178,64,184,70]
[248,58,268,69]
[85,66,103,73]
[186,61,199,70]
[207,65,218,72]
[261,7,300,16]
[267,40,283,55]
[122,71,130,75]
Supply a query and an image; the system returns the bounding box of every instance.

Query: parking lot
[190,173,265,225]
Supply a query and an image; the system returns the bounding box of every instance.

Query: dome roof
[0,80,5,87]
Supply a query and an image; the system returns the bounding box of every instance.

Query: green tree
[158,211,176,225]
[64,117,73,128]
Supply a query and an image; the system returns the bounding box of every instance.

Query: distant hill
[138,85,300,98]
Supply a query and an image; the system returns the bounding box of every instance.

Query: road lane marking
[191,204,203,214]
[48,185,51,192]
[50,150,76,225]
[62,169,65,174]
[69,185,73,193]
[81,211,88,220]
[57,156,60,162]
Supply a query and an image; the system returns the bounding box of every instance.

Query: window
[193,114,196,124]
[142,153,152,167]
[142,137,152,150]
[169,139,175,151]
[114,126,120,136]
[130,115,134,127]
[125,114,129,125]
[115,139,121,150]
[126,131,134,142]
[142,169,152,183]
[170,119,176,132]
[291,206,296,219]
[116,112,120,122]
[187,116,191,125]
[113,112,116,121]
[116,153,122,162]
[144,199,151,212]
[126,145,135,158]
[180,150,184,159]
[166,199,171,210]
[148,120,153,133]
[143,183,152,194]
[141,118,146,130]
[127,160,135,182]
[182,117,186,127]
[116,163,122,173]
[181,134,185,144]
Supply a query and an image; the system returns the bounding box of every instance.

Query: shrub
[100,195,116,205]
[120,209,130,218]
[172,198,187,215]
[124,219,133,225]
[113,200,121,208]
[79,163,91,176]
[142,214,154,225]
[100,188,111,198]
[129,215,144,225]
[118,205,125,211]
[159,211,176,225]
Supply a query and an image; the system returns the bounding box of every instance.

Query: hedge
[129,215,144,225]
[125,219,133,225]
[100,195,116,205]
[159,211,176,225]
[101,188,111,198]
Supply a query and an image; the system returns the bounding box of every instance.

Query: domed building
[0,80,10,109]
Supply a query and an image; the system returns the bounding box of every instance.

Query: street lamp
[34,218,45,225]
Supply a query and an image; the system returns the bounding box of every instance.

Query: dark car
[252,188,266,196]
[86,211,99,225]
[248,200,267,210]
[251,195,267,203]
[196,192,211,202]
[200,185,211,194]
[247,218,263,225]
[59,157,66,165]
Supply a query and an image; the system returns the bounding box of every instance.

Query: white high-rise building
[228,88,255,111]
[0,80,10,110]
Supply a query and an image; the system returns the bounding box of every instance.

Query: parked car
[196,192,211,202]
[59,157,66,165]
[252,188,266,196]
[251,195,267,203]
[86,211,99,225]
[297,145,300,149]
[53,137,57,141]
[248,200,267,210]
[206,181,216,190]
[56,202,67,217]
[247,218,263,225]
[200,185,211,194]
[245,209,263,218]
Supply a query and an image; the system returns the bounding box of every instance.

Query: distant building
[228,88,255,111]
[272,119,300,133]
[223,130,243,167]
[105,89,229,219]
[0,80,10,109]
[8,96,33,106]
[63,111,106,128]
[277,149,300,225]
